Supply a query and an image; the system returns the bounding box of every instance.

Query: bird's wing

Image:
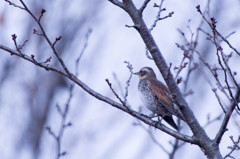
[148,79,176,115]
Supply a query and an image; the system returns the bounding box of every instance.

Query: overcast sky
[0,0,240,159]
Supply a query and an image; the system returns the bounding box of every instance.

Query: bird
[134,67,185,130]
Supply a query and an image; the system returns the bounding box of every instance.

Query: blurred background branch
[0,0,240,159]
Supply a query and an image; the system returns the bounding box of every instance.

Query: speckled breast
[138,80,168,115]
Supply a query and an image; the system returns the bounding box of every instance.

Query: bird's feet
[157,115,164,122]
[154,120,162,128]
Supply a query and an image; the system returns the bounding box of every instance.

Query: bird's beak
[134,71,140,76]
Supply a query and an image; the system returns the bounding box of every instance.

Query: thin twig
[38,9,46,23]
[1,0,205,145]
[134,121,170,154]
[56,84,74,159]
[221,52,239,90]
[218,50,239,110]
[203,113,223,128]
[123,61,133,104]
[105,79,130,109]
[209,12,239,112]
[18,0,71,76]
[0,44,66,76]
[5,0,25,10]
[169,138,184,159]
[46,84,74,159]
[194,49,231,102]
[212,88,226,113]
[196,5,240,56]
[149,0,174,32]
[224,136,240,159]
[112,73,125,98]
[75,28,92,76]
[215,87,240,145]
[1,34,195,145]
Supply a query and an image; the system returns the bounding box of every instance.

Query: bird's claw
[154,120,161,128]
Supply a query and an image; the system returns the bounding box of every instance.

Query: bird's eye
[140,70,146,76]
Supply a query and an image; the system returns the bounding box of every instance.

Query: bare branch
[0,44,66,75]
[0,43,195,143]
[18,0,71,76]
[4,1,240,158]
[159,11,174,20]
[218,33,240,56]
[169,138,183,159]
[75,28,92,76]
[43,56,52,64]
[139,0,151,14]
[215,88,240,145]
[33,29,43,36]
[38,9,46,23]
[115,1,224,158]
[196,5,240,56]
[5,0,25,10]
[122,0,207,139]
[149,1,174,32]
[224,136,240,159]
[123,61,133,104]
[212,88,226,113]
[46,126,58,140]
[221,52,239,90]
[105,61,133,110]
[54,84,74,159]
[135,121,170,154]
[173,54,187,80]
[108,0,125,9]
[53,36,62,47]
[203,7,240,114]
[217,50,239,110]
[46,84,73,159]
[105,78,128,107]
[112,73,125,97]
[125,24,140,29]
[194,49,231,102]
[203,113,223,128]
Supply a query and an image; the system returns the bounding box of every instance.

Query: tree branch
[149,0,174,32]
[0,44,66,76]
[0,43,195,143]
[110,0,223,158]
[4,0,25,10]
[108,0,125,9]
[214,87,240,145]
[18,0,71,76]
[196,5,240,56]
[139,0,151,14]
[122,0,203,140]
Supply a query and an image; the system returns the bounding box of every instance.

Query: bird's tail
[163,116,178,130]
[173,104,186,121]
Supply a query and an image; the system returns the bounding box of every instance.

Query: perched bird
[134,67,185,130]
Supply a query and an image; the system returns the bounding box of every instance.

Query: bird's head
[134,67,156,79]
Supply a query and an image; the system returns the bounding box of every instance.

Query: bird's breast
[138,80,170,115]
[138,80,157,111]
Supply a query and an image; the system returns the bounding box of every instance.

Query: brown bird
[134,67,185,130]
